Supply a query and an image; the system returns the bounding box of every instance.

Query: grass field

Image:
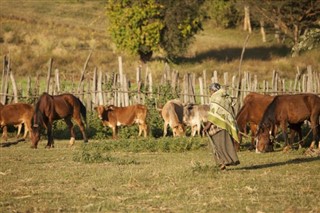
[1,139,320,212]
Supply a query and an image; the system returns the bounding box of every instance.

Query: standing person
[204,83,240,170]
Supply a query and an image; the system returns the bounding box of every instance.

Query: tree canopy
[246,0,320,55]
[106,0,319,60]
[106,0,205,62]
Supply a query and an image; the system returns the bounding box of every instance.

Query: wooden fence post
[1,55,9,104]
[199,77,204,104]
[10,71,18,103]
[77,51,92,94]
[46,58,53,93]
[98,69,104,105]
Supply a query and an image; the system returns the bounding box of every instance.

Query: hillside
[1,0,319,83]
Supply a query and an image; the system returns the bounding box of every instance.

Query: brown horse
[0,102,34,141]
[31,93,88,148]
[256,93,320,153]
[236,92,303,151]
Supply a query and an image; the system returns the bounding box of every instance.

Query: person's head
[209,83,221,93]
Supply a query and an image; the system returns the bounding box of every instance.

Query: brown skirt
[210,130,240,167]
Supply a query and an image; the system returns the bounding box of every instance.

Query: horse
[0,102,34,141]
[256,93,320,153]
[236,92,275,150]
[236,92,303,151]
[31,92,88,148]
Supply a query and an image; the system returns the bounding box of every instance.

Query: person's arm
[203,122,212,132]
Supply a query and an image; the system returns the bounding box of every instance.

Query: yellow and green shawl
[207,88,240,143]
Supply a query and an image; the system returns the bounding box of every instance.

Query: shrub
[73,137,208,163]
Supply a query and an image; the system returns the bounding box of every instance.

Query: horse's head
[256,124,274,153]
[31,124,41,149]
[30,111,43,149]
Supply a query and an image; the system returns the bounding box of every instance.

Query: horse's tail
[78,98,87,128]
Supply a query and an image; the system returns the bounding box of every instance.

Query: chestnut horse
[31,93,88,148]
[236,92,303,151]
[256,93,320,153]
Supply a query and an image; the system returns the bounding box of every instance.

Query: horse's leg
[72,115,88,143]
[64,117,76,146]
[46,122,54,148]
[309,117,319,149]
[281,122,290,151]
[289,123,303,149]
[250,123,257,150]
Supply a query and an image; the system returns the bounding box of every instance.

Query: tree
[203,0,240,28]
[106,0,205,62]
[246,0,320,55]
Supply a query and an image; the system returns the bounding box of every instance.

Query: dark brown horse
[256,93,320,153]
[236,92,303,151]
[31,93,88,148]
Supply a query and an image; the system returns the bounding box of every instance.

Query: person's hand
[203,122,212,132]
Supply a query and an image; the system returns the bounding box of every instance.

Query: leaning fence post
[10,71,18,103]
[46,58,53,94]
[1,55,9,104]
[77,51,92,94]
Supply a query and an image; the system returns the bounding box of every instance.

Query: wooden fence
[1,55,320,113]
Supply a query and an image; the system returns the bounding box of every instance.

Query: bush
[73,137,208,163]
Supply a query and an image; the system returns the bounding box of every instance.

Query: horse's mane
[236,103,247,120]
[258,95,278,130]
[32,92,52,128]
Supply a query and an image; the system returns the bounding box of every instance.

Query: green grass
[1,139,319,212]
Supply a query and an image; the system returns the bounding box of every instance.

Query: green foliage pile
[73,137,207,163]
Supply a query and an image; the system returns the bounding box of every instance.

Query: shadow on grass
[0,138,26,147]
[234,156,320,171]
[154,45,291,64]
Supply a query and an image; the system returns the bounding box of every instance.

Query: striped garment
[207,88,240,143]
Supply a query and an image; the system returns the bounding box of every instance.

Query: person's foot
[220,165,226,170]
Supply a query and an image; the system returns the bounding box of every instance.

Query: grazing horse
[236,93,275,149]
[0,102,34,141]
[236,92,303,150]
[31,93,88,148]
[256,93,320,153]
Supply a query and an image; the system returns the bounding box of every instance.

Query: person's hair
[209,83,221,91]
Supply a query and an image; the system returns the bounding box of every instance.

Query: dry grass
[1,0,319,84]
[0,140,320,212]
